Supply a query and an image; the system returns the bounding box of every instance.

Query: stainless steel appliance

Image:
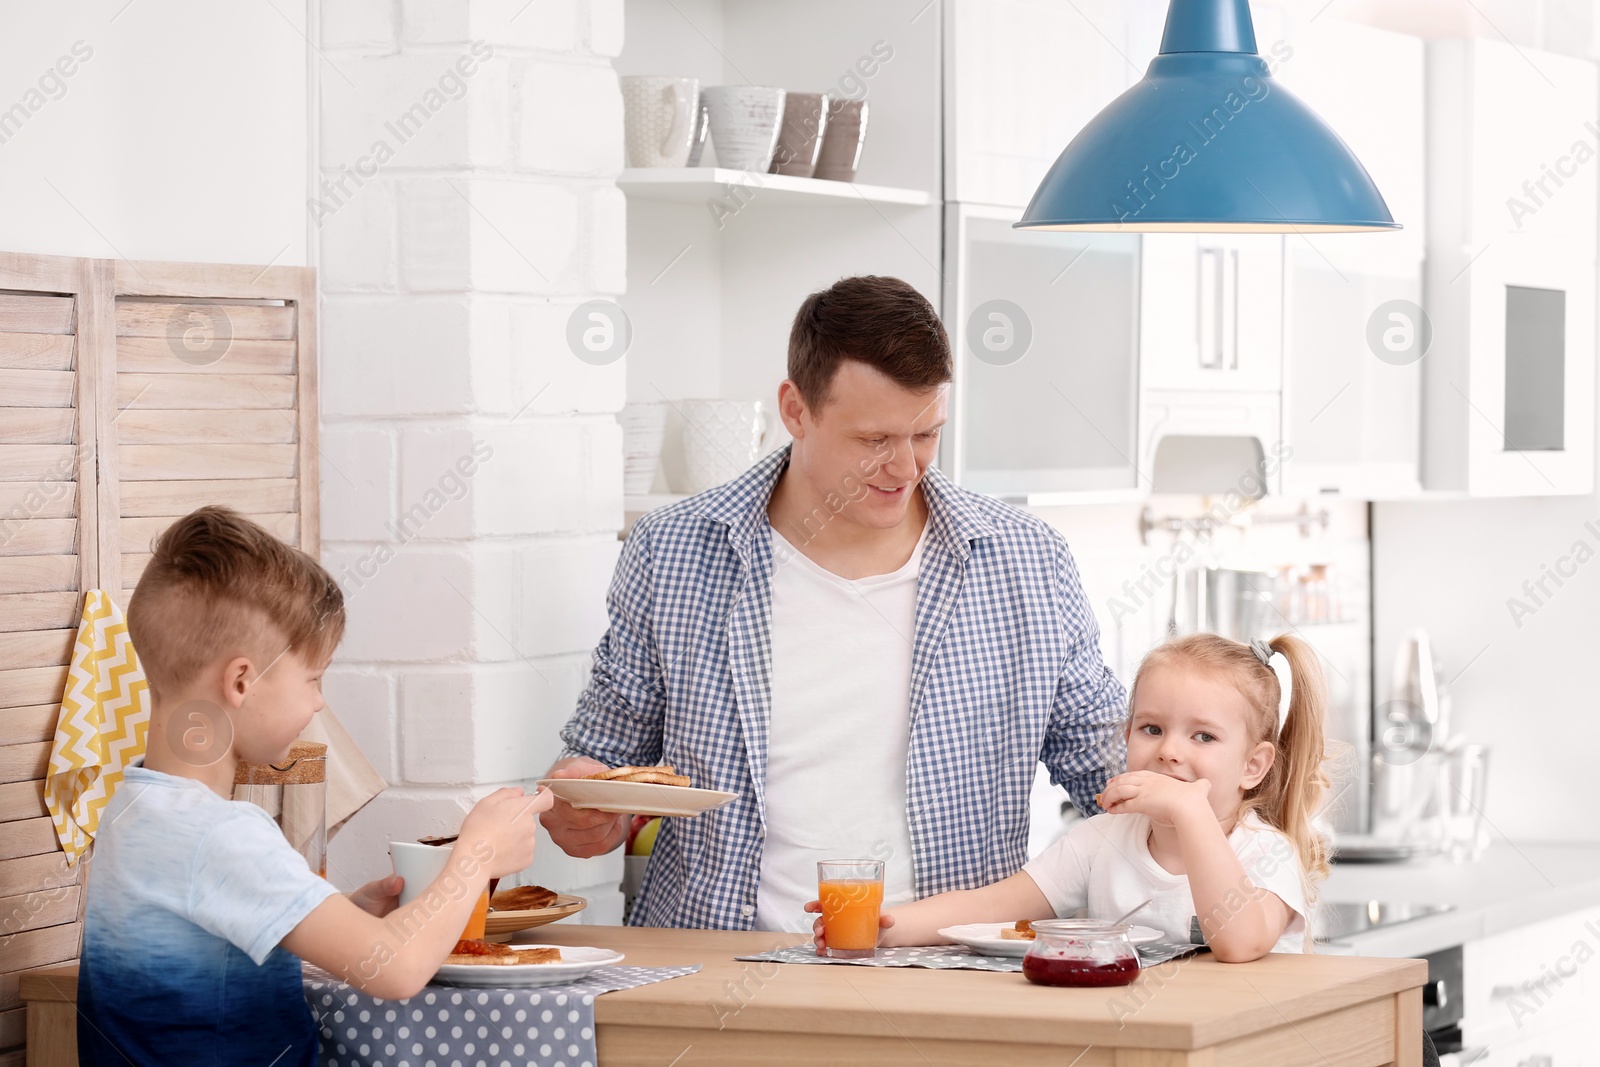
[1168,566,1278,641]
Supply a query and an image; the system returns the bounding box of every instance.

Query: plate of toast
[537,765,737,818]
[939,921,1165,958]
[483,884,588,938]
[435,941,625,987]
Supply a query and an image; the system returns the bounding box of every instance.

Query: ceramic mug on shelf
[814,98,869,182]
[619,401,669,496]
[769,92,831,177]
[703,86,786,172]
[621,76,700,168]
[679,399,770,493]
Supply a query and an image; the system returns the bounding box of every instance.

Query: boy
[78,506,551,1066]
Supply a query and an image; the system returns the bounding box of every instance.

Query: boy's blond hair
[127,506,345,701]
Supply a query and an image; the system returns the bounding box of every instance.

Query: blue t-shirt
[78,763,340,1066]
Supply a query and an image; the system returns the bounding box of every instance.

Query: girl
[809,633,1331,962]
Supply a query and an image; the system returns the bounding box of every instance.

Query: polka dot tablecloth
[302,963,701,1067]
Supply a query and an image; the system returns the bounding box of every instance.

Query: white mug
[621,76,699,168]
[390,840,454,907]
[680,399,770,493]
[703,86,786,172]
[620,401,669,496]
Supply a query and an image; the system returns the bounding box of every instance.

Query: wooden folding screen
[0,251,317,1064]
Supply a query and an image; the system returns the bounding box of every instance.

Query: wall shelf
[618,168,933,208]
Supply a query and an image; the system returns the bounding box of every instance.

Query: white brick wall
[318,0,626,909]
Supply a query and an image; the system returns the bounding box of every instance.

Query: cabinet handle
[1490,972,1566,1000]
[1195,245,1239,371]
[1198,246,1221,370]
[1223,246,1239,370]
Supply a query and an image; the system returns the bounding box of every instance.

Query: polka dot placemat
[303,962,701,1067]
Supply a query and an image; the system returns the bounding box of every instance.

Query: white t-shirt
[754,522,927,932]
[1022,811,1311,953]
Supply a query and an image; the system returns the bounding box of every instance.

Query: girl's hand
[802,899,896,955]
[1099,771,1213,828]
[349,874,403,917]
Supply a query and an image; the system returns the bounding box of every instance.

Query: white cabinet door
[1273,19,1427,499]
[1463,906,1600,1049]
[1432,39,1600,252]
[1423,39,1598,496]
[1141,234,1284,393]
[943,202,1143,501]
[1279,236,1425,498]
[944,0,1132,209]
[1456,1023,1592,1067]
[1424,236,1597,496]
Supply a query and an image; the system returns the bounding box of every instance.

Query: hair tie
[1250,637,1275,667]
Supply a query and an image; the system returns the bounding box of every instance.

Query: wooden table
[20,926,1427,1066]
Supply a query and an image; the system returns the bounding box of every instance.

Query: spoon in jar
[1109,899,1152,927]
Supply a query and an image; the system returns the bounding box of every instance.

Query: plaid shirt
[560,447,1127,930]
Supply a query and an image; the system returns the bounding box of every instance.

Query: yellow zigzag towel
[45,590,150,865]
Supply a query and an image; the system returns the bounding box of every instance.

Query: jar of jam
[1021,919,1141,987]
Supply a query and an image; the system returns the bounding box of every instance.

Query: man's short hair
[127,506,345,700]
[787,275,952,411]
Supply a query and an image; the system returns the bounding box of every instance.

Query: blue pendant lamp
[1016,0,1398,233]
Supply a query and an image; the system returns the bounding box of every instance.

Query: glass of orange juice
[817,859,885,959]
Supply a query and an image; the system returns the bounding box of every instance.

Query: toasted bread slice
[585,764,676,781]
[582,765,691,787]
[444,940,562,966]
[613,770,691,787]
[513,947,561,965]
[490,884,558,912]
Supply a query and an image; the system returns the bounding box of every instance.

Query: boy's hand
[349,874,403,917]
[802,899,896,955]
[1098,770,1213,828]
[460,786,555,878]
[540,757,632,859]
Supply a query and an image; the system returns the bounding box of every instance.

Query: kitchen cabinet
[1140,234,1285,394]
[943,0,1133,209]
[942,203,1142,501]
[1461,903,1600,1064]
[1136,234,1284,498]
[1422,39,1599,497]
[1274,20,1427,498]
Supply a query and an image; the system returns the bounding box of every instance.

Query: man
[543,276,1126,931]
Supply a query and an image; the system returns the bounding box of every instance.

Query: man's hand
[1097,770,1213,829]
[348,874,403,917]
[539,756,631,858]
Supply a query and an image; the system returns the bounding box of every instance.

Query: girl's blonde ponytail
[1241,634,1331,888]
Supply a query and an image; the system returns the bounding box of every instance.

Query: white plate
[433,945,625,988]
[938,923,1165,958]
[536,777,737,817]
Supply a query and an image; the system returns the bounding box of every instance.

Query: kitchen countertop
[1320,840,1600,957]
